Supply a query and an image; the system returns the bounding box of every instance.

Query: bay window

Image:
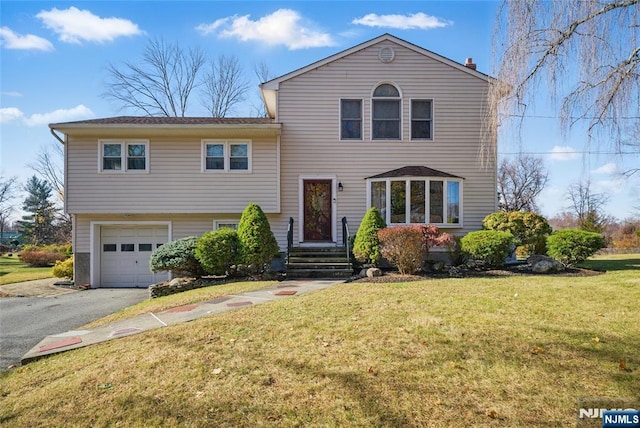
[369,178,462,227]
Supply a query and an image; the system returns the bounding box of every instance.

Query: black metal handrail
[286,217,294,265]
[341,216,352,270]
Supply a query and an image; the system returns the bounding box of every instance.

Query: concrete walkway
[22,279,344,364]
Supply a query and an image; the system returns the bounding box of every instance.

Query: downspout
[50,127,65,145]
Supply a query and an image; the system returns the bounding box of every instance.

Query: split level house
[50,34,497,288]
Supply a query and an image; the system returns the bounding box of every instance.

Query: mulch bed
[350,264,604,284]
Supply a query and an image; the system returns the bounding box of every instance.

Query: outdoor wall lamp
[338,182,344,192]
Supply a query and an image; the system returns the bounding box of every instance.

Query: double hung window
[372,84,401,140]
[100,141,148,172]
[202,141,251,172]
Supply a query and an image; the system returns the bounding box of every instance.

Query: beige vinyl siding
[274,41,496,244]
[66,136,279,214]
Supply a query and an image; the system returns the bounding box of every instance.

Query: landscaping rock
[529,256,565,273]
[448,266,465,278]
[359,268,368,278]
[366,268,382,278]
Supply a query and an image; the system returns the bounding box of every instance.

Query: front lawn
[0,255,53,286]
[0,254,638,426]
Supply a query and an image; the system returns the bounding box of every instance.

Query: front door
[303,179,333,242]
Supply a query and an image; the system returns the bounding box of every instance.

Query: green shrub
[52,257,73,279]
[237,203,280,273]
[19,250,67,267]
[378,225,424,274]
[150,236,205,278]
[482,211,551,256]
[195,229,241,276]
[460,230,514,268]
[546,229,605,266]
[353,207,386,266]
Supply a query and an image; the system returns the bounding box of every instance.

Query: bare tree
[252,60,274,117]
[0,174,18,244]
[498,154,549,211]
[491,0,639,152]
[566,180,611,232]
[105,38,206,117]
[201,55,249,117]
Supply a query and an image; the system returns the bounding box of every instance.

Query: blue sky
[1,1,638,222]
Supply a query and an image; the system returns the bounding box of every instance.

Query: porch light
[338,182,344,192]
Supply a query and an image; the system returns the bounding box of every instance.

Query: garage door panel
[100,226,169,288]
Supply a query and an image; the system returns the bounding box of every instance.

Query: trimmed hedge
[546,229,605,266]
[482,211,551,256]
[460,230,514,268]
[195,228,241,276]
[149,236,205,278]
[237,203,280,273]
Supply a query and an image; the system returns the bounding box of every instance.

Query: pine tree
[18,176,58,245]
[237,203,280,273]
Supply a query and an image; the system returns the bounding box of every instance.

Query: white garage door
[101,226,169,287]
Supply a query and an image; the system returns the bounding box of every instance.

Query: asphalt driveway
[0,287,148,370]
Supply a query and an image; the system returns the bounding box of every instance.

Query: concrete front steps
[287,246,353,278]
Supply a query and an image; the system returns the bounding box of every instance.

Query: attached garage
[99,225,169,287]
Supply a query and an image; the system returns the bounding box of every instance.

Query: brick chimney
[464,57,477,70]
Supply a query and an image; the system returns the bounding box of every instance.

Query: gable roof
[366,166,464,180]
[261,33,489,91]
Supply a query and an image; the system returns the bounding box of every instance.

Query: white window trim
[213,219,239,230]
[410,98,434,141]
[98,140,149,173]
[339,98,363,141]
[366,177,463,228]
[201,140,252,173]
[371,82,402,141]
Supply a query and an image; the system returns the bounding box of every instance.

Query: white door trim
[298,175,337,245]
[90,221,172,288]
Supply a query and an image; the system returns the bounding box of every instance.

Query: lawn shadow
[579,257,640,272]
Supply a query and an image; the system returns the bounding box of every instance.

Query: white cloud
[593,178,627,194]
[352,12,452,30]
[23,104,94,126]
[548,145,581,161]
[2,91,23,97]
[592,162,619,175]
[36,7,143,44]
[0,26,54,51]
[197,9,335,50]
[0,107,25,123]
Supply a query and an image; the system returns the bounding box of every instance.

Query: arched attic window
[372,83,401,140]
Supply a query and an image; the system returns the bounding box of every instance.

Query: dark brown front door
[303,180,332,242]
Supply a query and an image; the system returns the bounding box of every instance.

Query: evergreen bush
[52,257,73,279]
[546,229,605,266]
[149,236,205,278]
[460,230,514,268]
[482,211,551,256]
[195,228,241,276]
[353,207,386,266]
[237,203,280,273]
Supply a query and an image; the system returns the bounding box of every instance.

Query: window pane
[390,181,406,223]
[128,144,145,157]
[121,244,135,252]
[127,158,146,170]
[371,181,386,220]
[103,144,121,157]
[206,144,224,157]
[373,120,400,139]
[139,244,153,252]
[429,181,443,223]
[230,158,248,170]
[373,84,399,97]
[373,100,400,119]
[341,120,362,139]
[341,100,361,118]
[230,144,247,157]
[206,158,224,170]
[412,100,432,119]
[103,158,121,171]
[216,223,238,230]
[103,244,116,252]
[411,120,432,139]
[447,181,460,224]
[410,181,426,223]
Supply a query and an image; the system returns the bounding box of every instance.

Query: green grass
[0,254,638,427]
[0,255,53,285]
